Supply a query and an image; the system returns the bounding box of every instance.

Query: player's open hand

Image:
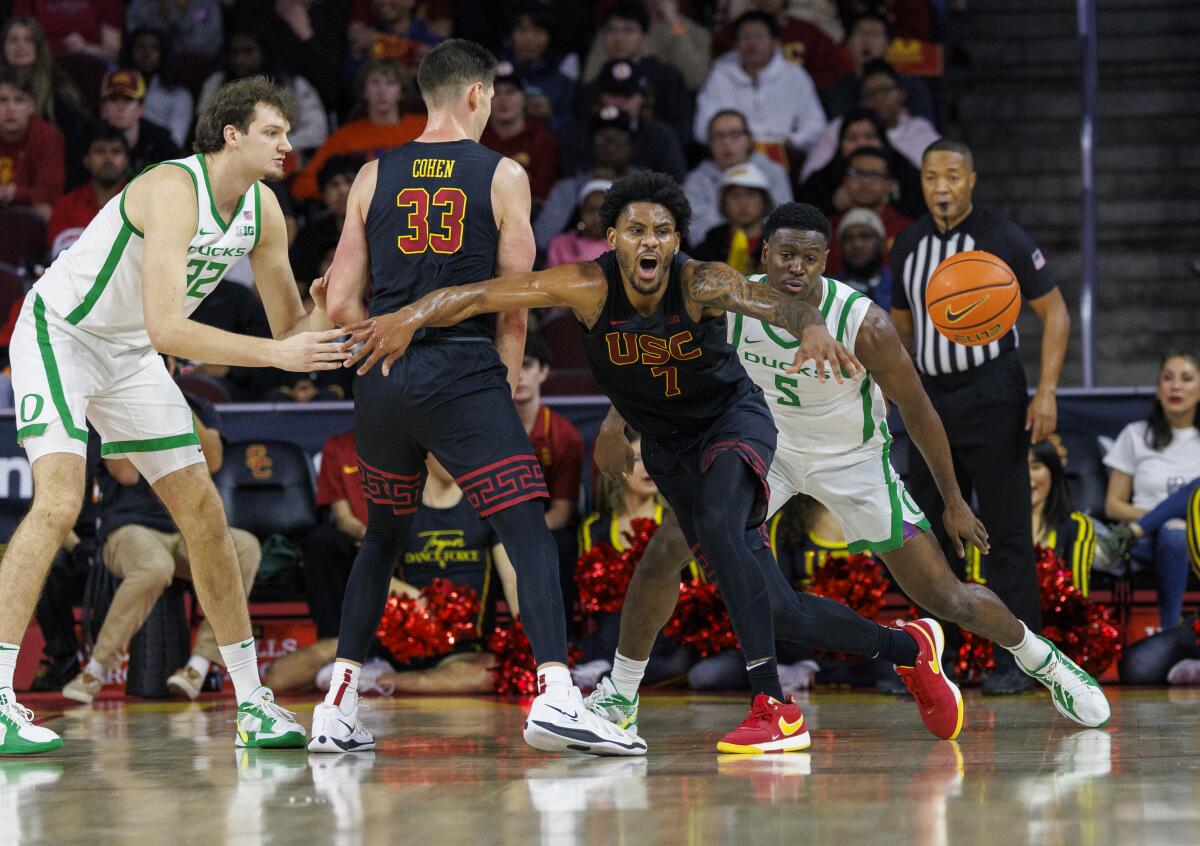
[340,307,422,376]
[787,324,864,382]
[594,424,635,483]
[273,328,351,372]
[944,496,989,559]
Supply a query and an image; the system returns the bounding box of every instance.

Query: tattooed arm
[684,260,864,381]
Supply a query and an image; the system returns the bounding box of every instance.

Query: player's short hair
[317,153,365,191]
[603,2,649,31]
[417,39,498,108]
[732,10,779,40]
[763,202,832,246]
[600,171,691,238]
[193,75,296,154]
[922,137,975,171]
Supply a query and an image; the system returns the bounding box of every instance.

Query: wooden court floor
[2,688,1197,846]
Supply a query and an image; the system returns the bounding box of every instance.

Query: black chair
[214,440,318,541]
[0,209,47,267]
[1057,429,1109,517]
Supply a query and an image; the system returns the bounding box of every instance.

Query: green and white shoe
[235,687,307,749]
[0,688,62,755]
[583,676,640,734]
[1018,636,1111,728]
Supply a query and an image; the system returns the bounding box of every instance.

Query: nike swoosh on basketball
[778,715,804,735]
[547,705,579,722]
[944,296,987,323]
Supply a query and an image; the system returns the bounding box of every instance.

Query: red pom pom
[664,579,740,657]
[487,620,583,696]
[1034,545,1121,676]
[807,552,888,618]
[574,517,661,614]
[375,579,481,666]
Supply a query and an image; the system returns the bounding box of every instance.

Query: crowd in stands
[2,2,1197,698]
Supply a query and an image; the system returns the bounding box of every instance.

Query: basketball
[925,250,1021,347]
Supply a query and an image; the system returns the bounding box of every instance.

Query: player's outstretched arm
[341,261,608,376]
[133,167,348,373]
[856,305,989,558]
[683,260,863,383]
[249,184,334,337]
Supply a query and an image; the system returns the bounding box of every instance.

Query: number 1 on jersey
[651,365,680,397]
[396,187,467,254]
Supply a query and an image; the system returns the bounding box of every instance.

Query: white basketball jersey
[33,154,261,350]
[728,275,888,456]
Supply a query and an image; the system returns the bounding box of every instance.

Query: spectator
[583,1,711,94]
[1029,437,1098,596]
[822,11,935,123]
[797,105,924,219]
[198,29,329,155]
[825,146,910,274]
[346,0,444,73]
[517,333,585,547]
[890,138,1071,695]
[535,106,639,253]
[228,0,348,115]
[692,162,774,275]
[480,62,559,208]
[830,207,891,309]
[546,179,611,268]
[291,153,364,287]
[694,10,826,167]
[61,360,261,704]
[97,69,179,177]
[13,0,122,61]
[804,60,939,180]
[1104,352,1200,628]
[711,0,853,92]
[499,3,576,135]
[120,27,194,149]
[292,58,425,202]
[684,109,791,249]
[48,124,128,258]
[0,16,89,173]
[562,60,686,182]
[0,68,65,222]
[125,0,223,61]
[578,3,693,145]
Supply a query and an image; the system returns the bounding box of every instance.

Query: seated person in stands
[1104,352,1200,627]
[691,162,775,275]
[821,11,935,122]
[573,430,691,688]
[48,124,128,259]
[683,109,792,250]
[831,208,891,309]
[267,456,519,695]
[61,357,261,704]
[0,68,64,222]
[1029,436,1099,596]
[96,69,179,178]
[825,147,910,275]
[546,179,611,268]
[291,154,366,303]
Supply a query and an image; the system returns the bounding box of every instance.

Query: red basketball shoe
[895,618,964,740]
[715,694,811,754]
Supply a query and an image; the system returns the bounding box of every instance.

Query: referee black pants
[904,351,1042,673]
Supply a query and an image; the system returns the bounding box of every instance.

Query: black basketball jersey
[365,139,503,341]
[580,251,753,437]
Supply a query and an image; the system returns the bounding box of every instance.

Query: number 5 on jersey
[396,187,467,254]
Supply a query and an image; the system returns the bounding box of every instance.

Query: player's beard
[619,249,668,296]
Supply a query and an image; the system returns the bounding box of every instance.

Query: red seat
[0,209,47,267]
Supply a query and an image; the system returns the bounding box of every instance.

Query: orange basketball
[925,250,1021,347]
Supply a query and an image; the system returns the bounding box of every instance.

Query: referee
[890,138,1072,694]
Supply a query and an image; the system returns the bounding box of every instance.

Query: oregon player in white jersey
[0,77,347,754]
[586,203,1109,736]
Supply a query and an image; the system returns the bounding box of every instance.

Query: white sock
[1007,622,1052,672]
[0,643,18,690]
[610,651,648,699]
[537,664,572,694]
[218,639,261,703]
[187,655,211,678]
[323,661,361,716]
[84,657,105,679]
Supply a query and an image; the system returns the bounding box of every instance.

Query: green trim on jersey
[118,189,143,238]
[100,431,201,455]
[33,296,87,443]
[835,291,865,344]
[730,312,744,349]
[252,182,263,249]
[846,421,904,554]
[16,423,47,441]
[64,224,134,325]
[859,374,876,443]
[197,154,246,232]
[818,278,836,318]
[761,321,799,349]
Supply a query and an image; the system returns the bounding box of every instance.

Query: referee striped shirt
[890,207,1056,376]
